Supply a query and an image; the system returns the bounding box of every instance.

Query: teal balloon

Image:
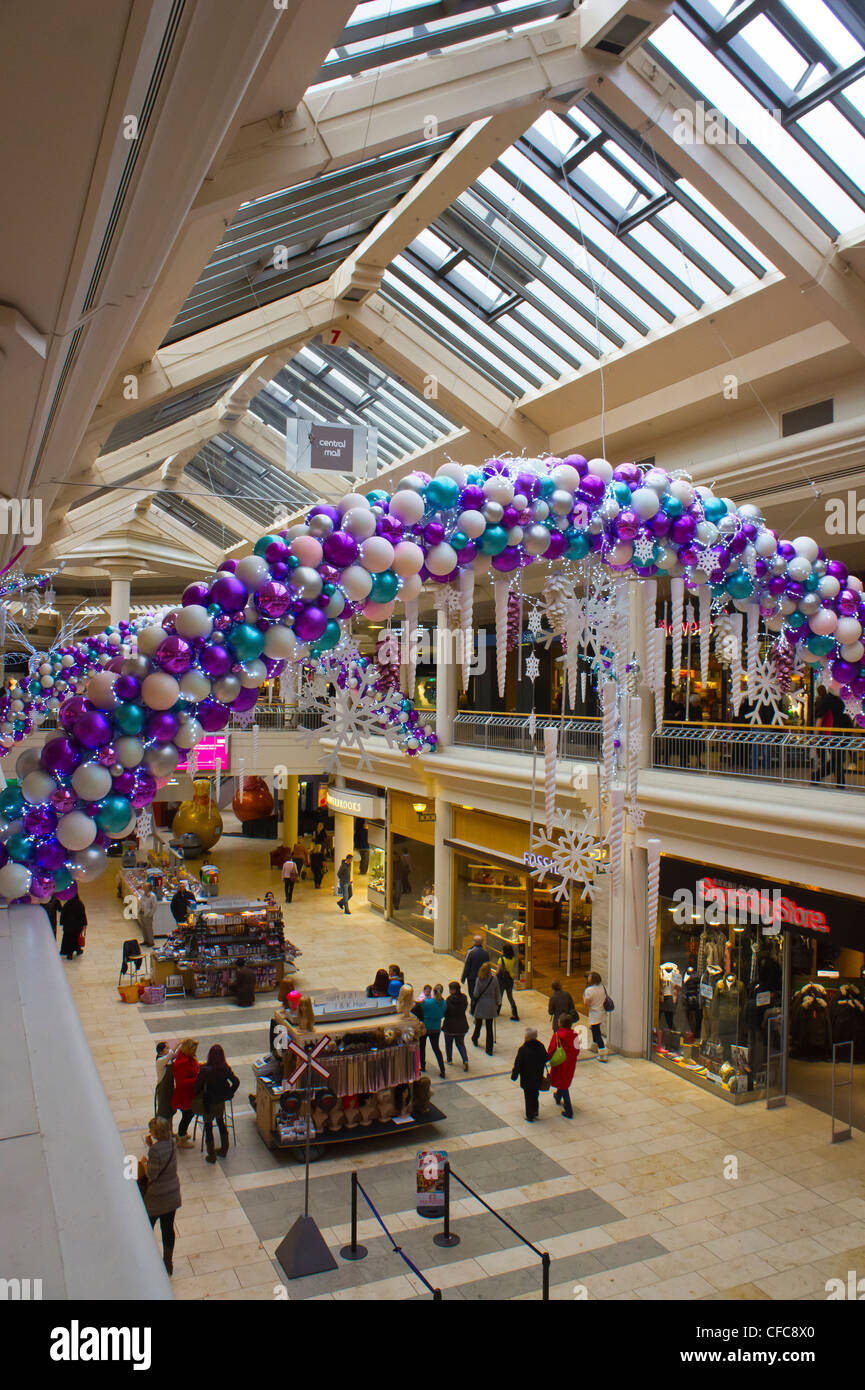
[787,610,805,628]
[711,582,727,598]
[450,530,468,551]
[29,679,41,697]
[316,620,342,652]
[662,495,683,518]
[703,497,727,523]
[253,534,279,558]
[0,787,24,818]
[538,476,555,498]
[228,622,265,661]
[6,833,34,863]
[726,571,753,598]
[565,530,589,560]
[478,525,509,556]
[367,490,389,505]
[96,795,132,834]
[805,572,820,591]
[425,476,460,509]
[612,482,632,506]
[287,554,299,569]
[369,570,399,603]
[114,702,145,735]
[321,582,335,596]
[807,633,835,656]
[466,470,484,485]
[55,869,72,891]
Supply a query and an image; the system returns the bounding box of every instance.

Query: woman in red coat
[547,1013,580,1119]
[171,1038,200,1147]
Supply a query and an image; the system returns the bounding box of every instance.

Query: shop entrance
[786,932,865,1132]
[530,888,591,1001]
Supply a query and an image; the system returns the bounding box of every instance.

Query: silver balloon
[238,659,267,689]
[213,675,241,703]
[600,497,620,520]
[532,500,550,522]
[115,736,144,769]
[551,489,574,516]
[293,566,323,600]
[787,556,812,583]
[737,504,764,524]
[798,592,821,615]
[174,717,203,749]
[769,555,788,576]
[16,747,43,780]
[308,513,335,538]
[68,845,108,883]
[589,517,604,534]
[179,669,211,702]
[324,592,346,620]
[395,475,425,493]
[122,655,152,681]
[144,743,180,777]
[695,522,719,546]
[482,501,504,524]
[718,516,738,536]
[524,524,552,555]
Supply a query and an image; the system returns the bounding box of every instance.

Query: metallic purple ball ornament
[210,574,248,612]
[155,634,193,675]
[322,531,359,567]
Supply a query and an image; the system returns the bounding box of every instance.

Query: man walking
[282,855,298,903]
[336,855,353,914]
[461,934,489,1005]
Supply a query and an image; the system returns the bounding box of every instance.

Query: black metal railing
[652,723,865,791]
[453,712,601,761]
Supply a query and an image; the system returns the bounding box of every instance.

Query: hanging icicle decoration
[608,785,625,895]
[252,722,260,768]
[730,611,744,714]
[564,596,579,713]
[405,596,419,698]
[698,586,711,689]
[641,578,657,691]
[646,838,662,946]
[746,603,759,686]
[543,725,558,835]
[494,579,509,699]
[670,576,684,689]
[580,668,586,705]
[653,627,666,733]
[601,679,618,791]
[626,694,641,804]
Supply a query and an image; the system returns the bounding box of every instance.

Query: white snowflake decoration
[633,533,655,564]
[524,653,540,682]
[135,810,153,841]
[232,707,256,729]
[528,808,607,902]
[527,607,543,637]
[745,654,790,725]
[301,662,404,771]
[628,804,646,830]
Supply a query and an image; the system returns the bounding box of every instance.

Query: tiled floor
[61,833,865,1301]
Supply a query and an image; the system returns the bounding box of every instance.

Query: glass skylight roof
[649,2,865,237]
[312,1,573,87]
[183,436,319,529]
[379,92,773,398]
[249,339,460,467]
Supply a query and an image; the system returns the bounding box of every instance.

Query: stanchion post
[433,1160,461,1249]
[542,1251,550,1301]
[339,1171,368,1261]
[433,1288,442,1301]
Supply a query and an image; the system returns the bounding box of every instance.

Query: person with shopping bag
[510,1027,549,1122]
[547,1013,580,1119]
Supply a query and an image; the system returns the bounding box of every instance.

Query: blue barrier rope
[355,1177,441,1297]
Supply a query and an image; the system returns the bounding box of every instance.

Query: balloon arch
[0,453,862,904]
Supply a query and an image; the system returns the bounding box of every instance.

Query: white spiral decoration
[746,603,759,686]
[608,785,625,894]
[641,578,657,689]
[405,596,419,698]
[653,627,666,732]
[730,611,744,714]
[252,722,260,768]
[494,580,509,699]
[601,679,618,791]
[580,670,586,705]
[670,576,684,688]
[543,725,558,835]
[626,695,641,802]
[564,597,579,712]
[646,838,662,946]
[698,586,711,688]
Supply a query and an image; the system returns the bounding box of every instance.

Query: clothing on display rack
[699,966,723,1042]
[713,973,746,1044]
[830,983,865,1060]
[682,965,703,1038]
[659,962,681,1030]
[697,928,725,976]
[790,982,832,1058]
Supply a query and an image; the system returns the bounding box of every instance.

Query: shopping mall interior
[3,0,865,1319]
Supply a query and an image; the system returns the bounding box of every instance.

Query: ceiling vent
[335,261,383,304]
[580,0,668,60]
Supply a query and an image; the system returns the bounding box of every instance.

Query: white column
[106,566,136,626]
[333,810,354,869]
[433,796,451,952]
[606,844,649,1056]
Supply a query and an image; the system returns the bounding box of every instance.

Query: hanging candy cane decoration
[608,785,624,894]
[494,580,509,699]
[252,722,260,767]
[626,694,641,802]
[641,578,657,690]
[730,611,744,714]
[601,679,617,791]
[653,627,666,733]
[405,596,419,698]
[646,838,662,946]
[543,725,558,835]
[458,566,474,690]
[746,603,759,685]
[698,586,711,689]
[670,576,684,688]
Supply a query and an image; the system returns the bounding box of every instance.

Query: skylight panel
[780,0,864,68]
[606,143,665,200]
[844,74,865,119]
[579,151,648,216]
[502,306,580,372]
[628,222,722,302]
[649,15,864,232]
[676,179,775,269]
[736,14,809,92]
[445,260,511,312]
[532,110,583,158]
[652,203,761,285]
[798,102,865,195]
[414,227,453,269]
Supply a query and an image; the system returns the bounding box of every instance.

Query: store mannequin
[682,965,702,1040]
[714,971,746,1047]
[412,1076,432,1113]
[658,962,681,1030]
[393,1083,412,1118]
[295,994,316,1037]
[377,1087,396,1122]
[328,1097,345,1132]
[699,965,723,1043]
[342,1094,360,1128]
[358,1093,379,1126]
[397,984,422,1042]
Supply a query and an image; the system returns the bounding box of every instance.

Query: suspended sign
[287,418,378,480]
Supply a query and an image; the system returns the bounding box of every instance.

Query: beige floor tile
[635,1272,717,1300]
[170,1269,242,1299]
[762,1235,840,1271]
[700,1253,781,1290]
[754,1264,833,1299]
[704,1228,778,1260]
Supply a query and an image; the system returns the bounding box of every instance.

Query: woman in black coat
[510,1028,549,1122]
[193,1044,240,1162]
[59,893,87,960]
[442,982,469,1071]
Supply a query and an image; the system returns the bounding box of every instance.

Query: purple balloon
[563,454,587,474]
[217,559,238,573]
[785,581,805,601]
[377,514,403,542]
[308,504,340,525]
[293,605,328,643]
[112,770,136,796]
[838,589,859,616]
[182,582,210,607]
[270,561,289,581]
[199,642,233,678]
[826,559,848,582]
[650,513,672,537]
[670,515,697,544]
[35,837,65,872]
[323,531,359,567]
[579,475,606,503]
[768,575,786,596]
[255,580,291,619]
[210,574,248,613]
[832,659,857,684]
[264,540,289,565]
[456,542,477,566]
[230,687,258,715]
[73,710,111,749]
[546,530,567,560]
[727,532,747,555]
[146,711,180,742]
[41,736,81,778]
[197,699,231,733]
[60,696,92,732]
[491,548,521,572]
[424,521,445,546]
[460,485,485,511]
[612,462,641,487]
[616,509,640,540]
[515,472,539,501]
[156,633,192,675]
[24,806,57,837]
[130,769,157,809]
[777,541,795,560]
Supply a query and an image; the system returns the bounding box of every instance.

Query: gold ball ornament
[171,776,223,851]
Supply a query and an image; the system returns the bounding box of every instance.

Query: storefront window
[389,833,435,941]
[453,853,530,987]
[367,845,386,911]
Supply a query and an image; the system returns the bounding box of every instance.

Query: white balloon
[755,530,778,558]
[524,525,552,555]
[550,464,581,492]
[0,862,32,899]
[342,508,378,541]
[631,487,660,519]
[848,576,864,593]
[115,736,144,769]
[337,493,371,515]
[141,672,180,711]
[388,491,425,526]
[607,541,634,565]
[435,462,466,486]
[235,556,272,590]
[787,556,812,583]
[841,641,864,663]
[137,624,168,657]
[86,671,118,709]
[817,576,841,599]
[174,717,204,750]
[56,811,97,851]
[22,771,56,804]
[238,659,267,689]
[341,565,373,601]
[71,762,113,801]
[808,609,837,635]
[293,566,323,600]
[426,543,458,576]
[263,627,304,661]
[40,676,54,689]
[15,748,42,780]
[458,511,486,540]
[174,604,213,640]
[835,617,863,645]
[586,457,613,482]
[669,479,694,506]
[792,535,819,562]
[550,489,574,516]
[399,573,423,602]
[179,669,211,702]
[392,542,424,577]
[483,476,514,506]
[359,537,395,573]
